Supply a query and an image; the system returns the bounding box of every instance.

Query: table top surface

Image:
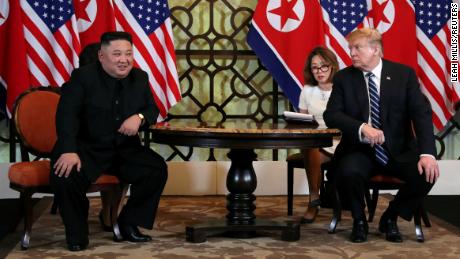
[149,120,340,149]
[150,119,340,135]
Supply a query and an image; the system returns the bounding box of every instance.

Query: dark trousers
[334,148,434,221]
[50,150,167,245]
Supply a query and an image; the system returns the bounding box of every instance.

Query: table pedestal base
[185,149,300,243]
[185,219,300,243]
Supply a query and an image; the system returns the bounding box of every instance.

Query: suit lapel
[352,68,369,121]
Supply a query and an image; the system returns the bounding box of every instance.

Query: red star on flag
[269,0,300,30]
[368,0,391,27]
[75,0,92,22]
[0,11,4,20]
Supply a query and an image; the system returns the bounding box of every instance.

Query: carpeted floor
[4,195,460,258]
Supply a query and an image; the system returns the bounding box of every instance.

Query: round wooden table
[150,119,340,243]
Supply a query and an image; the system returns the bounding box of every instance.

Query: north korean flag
[247,0,324,108]
[74,0,116,48]
[363,0,417,71]
[0,0,30,116]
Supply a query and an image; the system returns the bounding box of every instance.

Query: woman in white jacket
[298,46,339,223]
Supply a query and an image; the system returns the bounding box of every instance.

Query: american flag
[20,0,80,87]
[412,0,460,129]
[113,0,181,120]
[319,1,416,69]
[320,0,367,68]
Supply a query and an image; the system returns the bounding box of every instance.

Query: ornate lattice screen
[151,0,290,161]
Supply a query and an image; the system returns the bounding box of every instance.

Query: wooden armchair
[7,87,127,250]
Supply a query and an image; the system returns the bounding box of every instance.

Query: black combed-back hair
[100,31,132,46]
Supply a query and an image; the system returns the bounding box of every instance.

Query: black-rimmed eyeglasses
[311,65,330,73]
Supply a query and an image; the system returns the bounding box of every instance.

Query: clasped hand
[362,124,439,183]
[54,115,143,178]
[362,124,385,147]
[118,114,142,136]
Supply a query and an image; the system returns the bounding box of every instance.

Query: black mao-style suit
[324,59,436,221]
[50,62,168,245]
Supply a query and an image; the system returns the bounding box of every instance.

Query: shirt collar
[363,58,383,80]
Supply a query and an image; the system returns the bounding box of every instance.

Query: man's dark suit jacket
[324,59,436,164]
[52,62,160,182]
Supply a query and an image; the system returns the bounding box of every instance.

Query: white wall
[0,163,21,198]
[163,161,299,195]
[1,160,459,199]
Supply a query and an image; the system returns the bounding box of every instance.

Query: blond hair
[347,28,383,56]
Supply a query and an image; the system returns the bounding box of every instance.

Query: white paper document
[283,111,316,122]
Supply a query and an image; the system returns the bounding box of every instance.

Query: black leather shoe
[350,219,368,243]
[67,242,88,252]
[379,217,403,243]
[114,223,152,242]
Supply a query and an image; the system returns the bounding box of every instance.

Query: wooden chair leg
[20,191,34,250]
[287,163,294,216]
[118,184,129,215]
[10,195,25,233]
[112,184,129,240]
[364,188,371,220]
[367,188,379,223]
